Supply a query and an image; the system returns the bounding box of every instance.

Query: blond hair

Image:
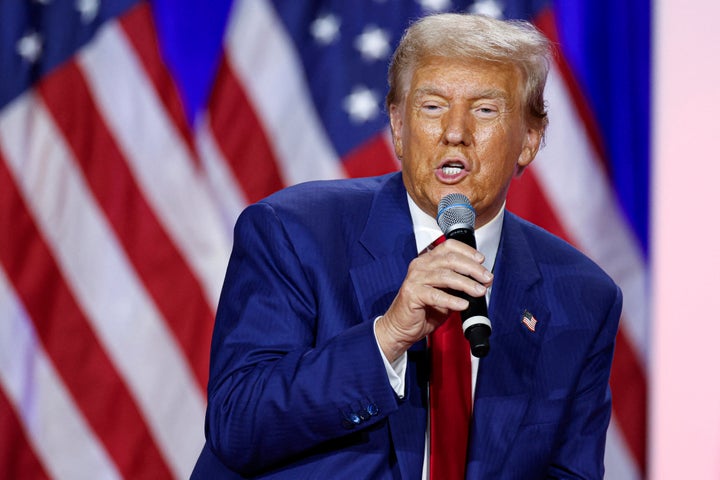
[386,13,552,130]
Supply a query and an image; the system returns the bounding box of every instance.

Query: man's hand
[375,239,493,362]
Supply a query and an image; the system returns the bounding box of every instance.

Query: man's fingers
[409,251,491,299]
[425,285,470,311]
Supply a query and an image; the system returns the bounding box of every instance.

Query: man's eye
[420,103,444,116]
[475,105,499,117]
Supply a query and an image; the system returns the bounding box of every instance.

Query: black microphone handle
[445,227,492,358]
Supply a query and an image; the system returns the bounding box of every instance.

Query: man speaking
[191,12,622,479]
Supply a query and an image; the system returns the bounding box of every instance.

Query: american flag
[522,310,537,333]
[0,0,649,478]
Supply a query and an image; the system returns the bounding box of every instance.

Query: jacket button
[342,412,362,429]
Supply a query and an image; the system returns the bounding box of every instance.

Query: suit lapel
[349,173,426,480]
[349,173,417,323]
[466,212,550,477]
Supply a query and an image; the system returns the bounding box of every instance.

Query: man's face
[389,55,542,227]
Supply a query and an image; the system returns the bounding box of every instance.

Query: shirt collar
[406,194,504,273]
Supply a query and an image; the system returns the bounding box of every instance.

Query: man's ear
[516,125,543,176]
[388,103,404,159]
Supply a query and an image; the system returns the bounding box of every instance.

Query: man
[191,13,622,479]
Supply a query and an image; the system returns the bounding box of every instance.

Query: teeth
[442,165,462,175]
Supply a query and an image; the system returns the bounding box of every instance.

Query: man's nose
[442,107,472,146]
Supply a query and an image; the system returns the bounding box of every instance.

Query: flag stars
[310,13,341,45]
[417,0,452,12]
[16,32,43,64]
[76,0,100,23]
[469,0,504,18]
[354,25,391,62]
[343,86,381,124]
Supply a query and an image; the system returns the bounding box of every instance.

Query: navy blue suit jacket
[191,172,622,479]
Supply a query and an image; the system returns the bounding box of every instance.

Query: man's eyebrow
[472,88,510,100]
[412,86,444,98]
[412,86,510,100]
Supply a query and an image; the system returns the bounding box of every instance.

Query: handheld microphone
[436,193,492,358]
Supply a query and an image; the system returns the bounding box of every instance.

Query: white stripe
[0,93,205,479]
[195,114,248,232]
[604,419,641,479]
[76,21,230,308]
[532,65,649,363]
[225,0,345,185]
[0,267,121,480]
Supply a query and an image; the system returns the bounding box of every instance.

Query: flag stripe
[534,10,611,174]
[610,327,648,475]
[207,56,286,203]
[195,114,248,230]
[507,171,572,243]
[605,419,641,480]
[0,268,121,480]
[76,18,230,309]
[550,0,651,252]
[224,0,344,185]
[0,139,172,479]
[118,3,200,165]
[0,390,51,480]
[342,132,399,178]
[0,94,205,479]
[37,58,212,391]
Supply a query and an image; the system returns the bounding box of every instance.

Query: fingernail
[457,298,470,310]
[478,271,492,283]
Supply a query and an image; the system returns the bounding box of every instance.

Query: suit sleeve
[547,284,623,478]
[204,203,401,475]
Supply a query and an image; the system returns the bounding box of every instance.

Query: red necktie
[426,237,472,480]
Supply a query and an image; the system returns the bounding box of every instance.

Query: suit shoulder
[257,174,392,218]
[507,212,617,289]
[505,213,622,326]
[235,174,401,241]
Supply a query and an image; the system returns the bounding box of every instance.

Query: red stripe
[342,133,399,178]
[610,327,648,476]
[0,391,51,480]
[38,60,213,391]
[118,3,200,167]
[207,55,286,202]
[507,170,572,243]
[0,153,173,479]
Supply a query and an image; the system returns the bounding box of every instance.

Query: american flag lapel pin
[522,310,538,332]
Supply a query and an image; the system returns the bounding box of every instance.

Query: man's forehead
[407,58,521,98]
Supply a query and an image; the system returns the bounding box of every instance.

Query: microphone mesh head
[436,193,476,234]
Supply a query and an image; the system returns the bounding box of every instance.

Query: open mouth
[441,162,464,176]
[436,158,469,182]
